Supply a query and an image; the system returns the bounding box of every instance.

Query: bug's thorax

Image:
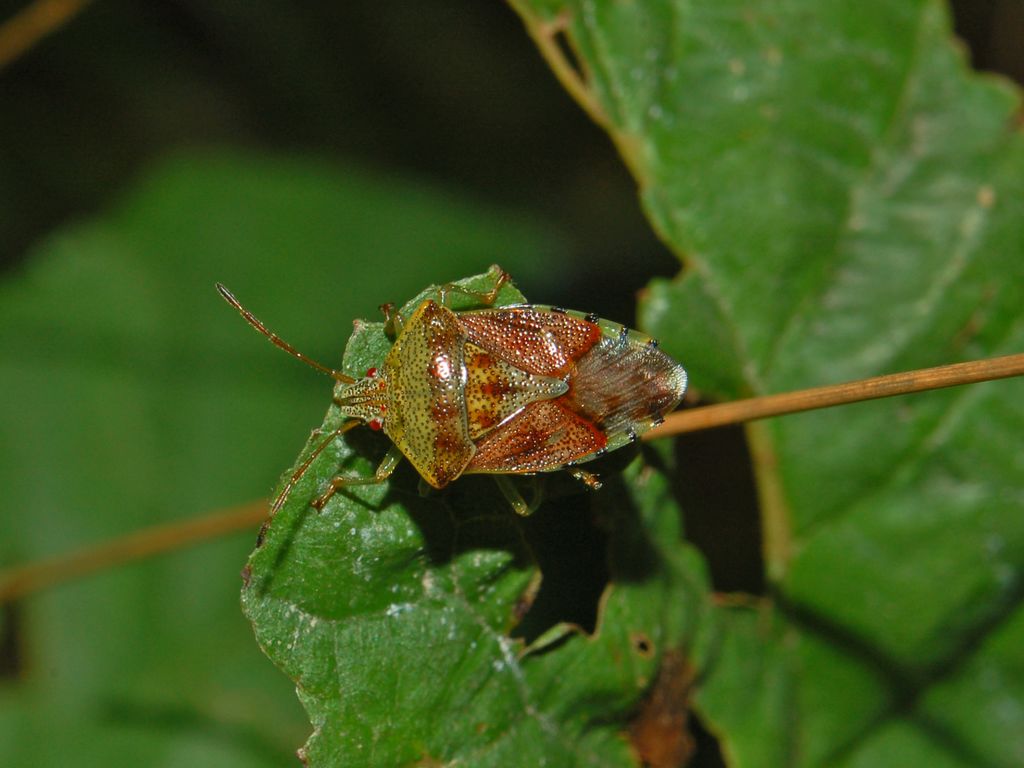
[377,300,473,488]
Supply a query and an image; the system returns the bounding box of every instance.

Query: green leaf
[241,268,713,766]
[511,0,1024,765]
[0,150,564,766]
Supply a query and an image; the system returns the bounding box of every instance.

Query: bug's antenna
[217,284,355,384]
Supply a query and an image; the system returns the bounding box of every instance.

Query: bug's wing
[456,307,602,377]
[464,398,607,475]
[458,304,688,475]
[570,330,688,450]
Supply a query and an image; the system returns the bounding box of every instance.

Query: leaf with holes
[512,0,1024,764]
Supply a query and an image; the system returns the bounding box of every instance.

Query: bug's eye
[368,418,383,431]
[365,367,378,378]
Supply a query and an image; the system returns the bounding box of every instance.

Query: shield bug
[218,266,687,517]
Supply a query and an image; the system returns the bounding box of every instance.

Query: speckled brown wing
[464,398,608,475]
[456,307,602,378]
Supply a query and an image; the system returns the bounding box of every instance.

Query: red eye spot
[368,418,383,431]
[366,367,378,378]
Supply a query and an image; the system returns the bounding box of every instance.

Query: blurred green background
[0,0,680,316]
[0,1,1021,766]
[4,1,1019,308]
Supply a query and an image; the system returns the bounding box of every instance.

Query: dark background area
[3,1,1019,312]
[0,0,673,325]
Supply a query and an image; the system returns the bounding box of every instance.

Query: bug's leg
[437,265,511,309]
[268,421,361,516]
[382,266,509,335]
[493,476,531,516]
[256,420,361,545]
[568,468,603,491]
[312,444,404,510]
[380,302,406,338]
[493,475,545,516]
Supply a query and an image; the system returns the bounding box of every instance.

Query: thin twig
[644,351,1024,440]
[0,0,92,71]
[0,500,267,603]
[4,352,1023,604]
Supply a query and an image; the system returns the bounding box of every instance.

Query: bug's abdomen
[384,301,474,489]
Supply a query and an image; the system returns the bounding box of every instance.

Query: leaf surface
[241,268,713,766]
[508,1,1024,765]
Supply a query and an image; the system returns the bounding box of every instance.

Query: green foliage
[0,152,563,765]
[241,268,713,765]
[512,0,1024,765]
[3,1,1022,766]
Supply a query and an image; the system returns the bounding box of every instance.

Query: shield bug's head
[335,366,389,431]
